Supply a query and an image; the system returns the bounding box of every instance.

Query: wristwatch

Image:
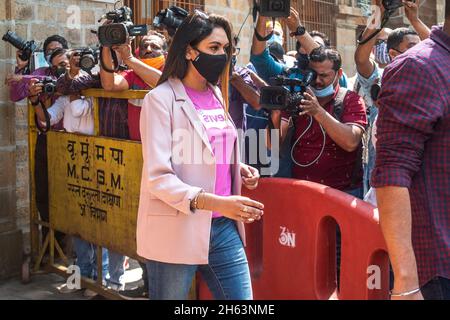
[291,25,306,37]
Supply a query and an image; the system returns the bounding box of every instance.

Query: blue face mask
[312,73,338,98]
[267,34,283,46]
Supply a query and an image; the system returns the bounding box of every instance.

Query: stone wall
[205,0,254,66]
[0,0,116,279]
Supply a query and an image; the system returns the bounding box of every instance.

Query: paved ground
[0,259,145,300]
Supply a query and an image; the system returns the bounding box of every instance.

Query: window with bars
[286,0,337,51]
[124,0,205,25]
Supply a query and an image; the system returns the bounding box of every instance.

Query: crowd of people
[5,0,449,300]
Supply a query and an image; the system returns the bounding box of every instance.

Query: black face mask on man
[52,66,67,78]
[192,48,228,85]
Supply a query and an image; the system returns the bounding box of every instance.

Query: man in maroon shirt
[271,47,367,197]
[372,0,450,300]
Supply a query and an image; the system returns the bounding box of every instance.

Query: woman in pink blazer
[137,12,264,300]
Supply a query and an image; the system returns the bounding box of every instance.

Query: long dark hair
[157,12,233,86]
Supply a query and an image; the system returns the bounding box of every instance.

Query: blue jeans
[73,237,109,280]
[363,106,378,196]
[345,186,364,200]
[146,217,253,300]
[421,277,450,300]
[73,238,124,287]
[108,251,125,288]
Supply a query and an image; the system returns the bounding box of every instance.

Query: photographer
[8,35,68,101]
[270,47,367,197]
[100,31,166,141]
[354,0,423,197]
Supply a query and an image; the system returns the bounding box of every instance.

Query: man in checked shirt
[372,0,450,300]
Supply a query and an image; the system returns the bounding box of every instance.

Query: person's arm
[99,46,129,91]
[355,1,385,78]
[403,0,431,40]
[35,96,65,126]
[376,186,423,300]
[282,7,319,55]
[372,58,443,299]
[266,111,289,150]
[230,72,261,111]
[69,97,92,118]
[112,43,161,88]
[249,70,268,89]
[251,14,270,56]
[300,88,365,152]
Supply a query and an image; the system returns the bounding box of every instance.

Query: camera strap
[34,100,51,134]
[254,17,276,42]
[100,47,120,73]
[357,10,391,45]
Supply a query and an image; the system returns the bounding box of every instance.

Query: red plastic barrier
[198,178,390,300]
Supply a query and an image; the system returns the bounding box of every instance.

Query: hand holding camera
[298,87,323,117]
[111,42,133,62]
[403,0,419,22]
[282,7,301,34]
[16,50,29,71]
[28,78,43,101]
[28,77,57,102]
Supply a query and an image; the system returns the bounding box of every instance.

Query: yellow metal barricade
[28,89,150,299]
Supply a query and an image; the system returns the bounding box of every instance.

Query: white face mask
[374,41,391,65]
[311,73,338,98]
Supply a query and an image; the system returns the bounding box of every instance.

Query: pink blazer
[137,77,245,265]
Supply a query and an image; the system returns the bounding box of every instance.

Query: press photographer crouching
[268,46,367,198]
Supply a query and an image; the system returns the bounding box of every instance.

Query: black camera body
[98,6,148,47]
[2,31,37,61]
[259,0,290,17]
[37,76,57,94]
[74,48,99,73]
[382,0,404,12]
[260,69,317,115]
[153,6,189,36]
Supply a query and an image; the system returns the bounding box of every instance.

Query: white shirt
[44,96,94,135]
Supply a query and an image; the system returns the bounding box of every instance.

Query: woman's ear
[186,45,195,60]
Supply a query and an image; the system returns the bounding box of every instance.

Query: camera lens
[80,54,95,70]
[270,0,284,11]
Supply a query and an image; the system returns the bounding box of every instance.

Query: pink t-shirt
[184,85,237,218]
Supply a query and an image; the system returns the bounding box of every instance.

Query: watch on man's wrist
[291,25,306,37]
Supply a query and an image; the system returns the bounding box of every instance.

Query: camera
[259,0,290,18]
[97,6,148,47]
[153,6,189,36]
[260,69,316,114]
[2,31,37,61]
[382,0,405,12]
[73,48,99,73]
[37,76,57,94]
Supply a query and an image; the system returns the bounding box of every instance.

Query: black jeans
[35,134,64,244]
[421,277,450,300]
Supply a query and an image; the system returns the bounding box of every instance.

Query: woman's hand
[213,195,264,224]
[240,164,260,190]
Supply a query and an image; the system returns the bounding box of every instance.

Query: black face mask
[297,53,309,70]
[192,49,228,85]
[52,66,67,78]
